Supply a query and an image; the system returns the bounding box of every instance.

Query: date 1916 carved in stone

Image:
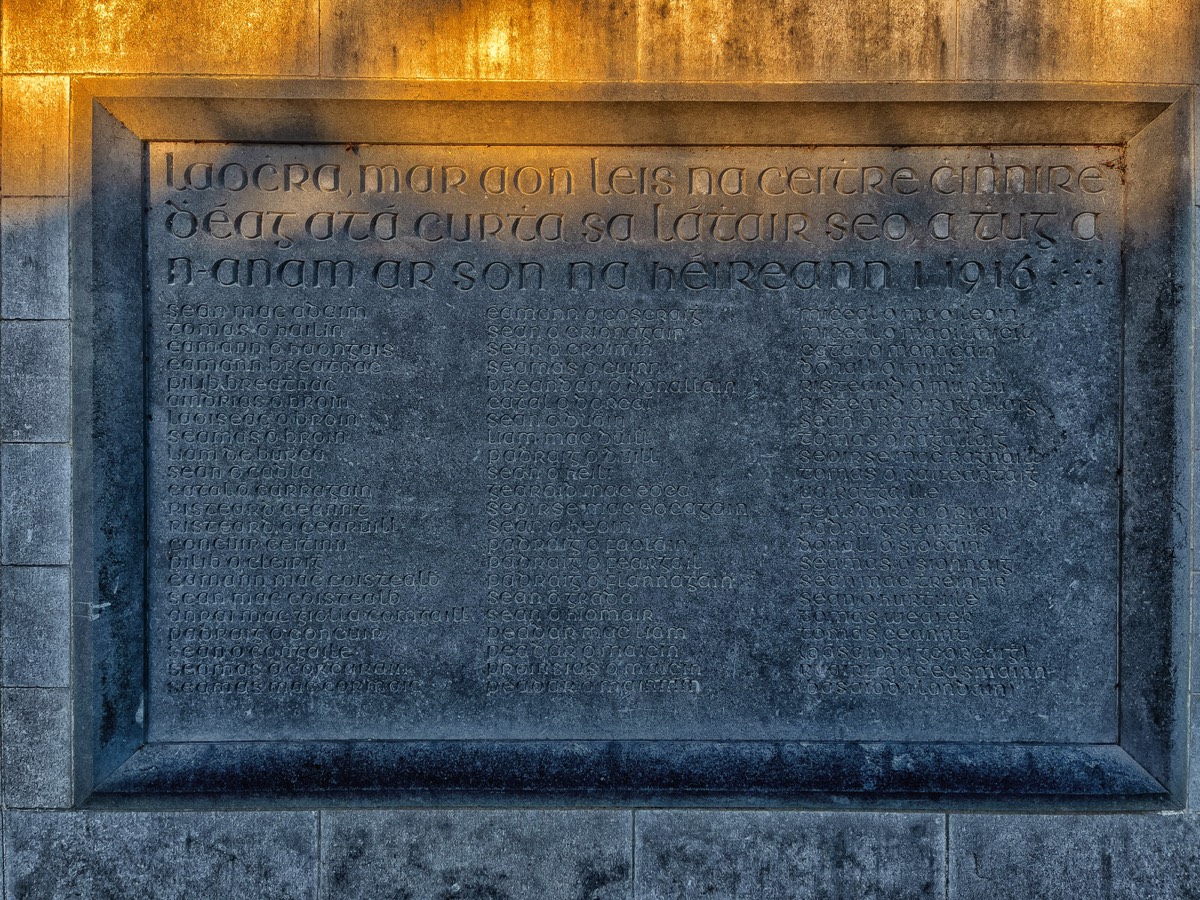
[145,144,1122,745]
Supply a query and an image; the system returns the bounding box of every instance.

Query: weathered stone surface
[1193,92,1199,204]
[637,0,955,82]
[637,810,944,899]
[70,90,1190,816]
[1193,573,1200,694]
[1116,97,1192,798]
[1190,693,1200,810]
[145,143,1123,749]
[321,810,631,900]
[5,811,318,899]
[1,566,69,687]
[0,197,70,319]
[2,0,319,75]
[1,687,70,808]
[949,813,1200,899]
[323,0,638,80]
[0,321,70,442]
[0,6,1192,898]
[959,0,1200,84]
[1,444,70,565]
[0,77,68,197]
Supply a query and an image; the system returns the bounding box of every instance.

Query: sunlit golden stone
[636,0,956,82]
[2,76,70,196]
[322,0,638,80]
[960,0,1199,83]
[2,0,319,75]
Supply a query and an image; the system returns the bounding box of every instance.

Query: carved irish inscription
[146,144,1122,743]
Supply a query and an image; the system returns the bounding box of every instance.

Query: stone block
[636,810,945,899]
[0,77,68,197]
[949,813,1200,899]
[145,143,1123,750]
[2,0,319,76]
[1190,693,1199,810]
[322,0,638,80]
[5,811,318,898]
[1,197,69,320]
[321,809,632,900]
[1193,574,1200,695]
[1,687,70,808]
[1,444,70,565]
[1,567,69,687]
[959,0,1199,84]
[1194,90,1199,205]
[0,321,70,442]
[636,0,955,82]
[1194,324,1200,443]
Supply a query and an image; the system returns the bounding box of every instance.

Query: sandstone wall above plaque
[71,88,1192,808]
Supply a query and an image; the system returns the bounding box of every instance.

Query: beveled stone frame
[70,80,1193,809]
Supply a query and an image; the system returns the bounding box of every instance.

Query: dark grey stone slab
[144,143,1121,747]
[1,567,69,686]
[321,810,631,900]
[636,810,944,899]
[1,687,70,808]
[0,320,70,442]
[5,811,317,900]
[1,444,70,565]
[949,813,1200,899]
[0,198,69,320]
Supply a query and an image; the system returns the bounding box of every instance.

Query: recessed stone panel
[145,142,1123,747]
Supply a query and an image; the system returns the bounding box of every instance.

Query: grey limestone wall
[0,1,1198,897]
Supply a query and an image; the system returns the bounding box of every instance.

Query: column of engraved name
[150,149,431,704]
[786,157,1118,704]
[144,144,1120,743]
[481,288,718,698]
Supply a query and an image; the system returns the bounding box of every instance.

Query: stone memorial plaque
[143,143,1123,746]
[71,93,1189,805]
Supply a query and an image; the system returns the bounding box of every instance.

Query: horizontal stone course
[5,811,318,899]
[635,810,946,900]
[322,0,639,81]
[958,0,1199,84]
[949,813,1200,899]
[293,0,1199,85]
[320,809,632,900]
[2,0,320,75]
[636,0,956,83]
